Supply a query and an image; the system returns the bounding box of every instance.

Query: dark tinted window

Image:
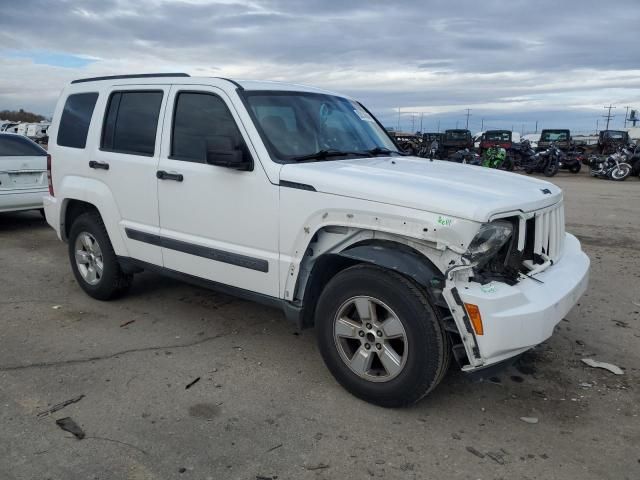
[171,92,245,163]
[101,91,163,156]
[0,134,47,156]
[57,92,98,148]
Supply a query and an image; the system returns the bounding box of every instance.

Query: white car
[0,132,48,214]
[44,74,589,407]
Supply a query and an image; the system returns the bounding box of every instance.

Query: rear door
[0,135,47,193]
[89,86,169,266]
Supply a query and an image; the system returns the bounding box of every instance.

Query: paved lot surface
[1,171,639,480]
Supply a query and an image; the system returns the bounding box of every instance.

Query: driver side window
[171,91,246,163]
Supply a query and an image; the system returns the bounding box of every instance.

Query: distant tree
[0,109,46,123]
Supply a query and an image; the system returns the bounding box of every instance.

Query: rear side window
[101,91,163,156]
[57,92,99,148]
[171,92,247,163]
[0,135,47,156]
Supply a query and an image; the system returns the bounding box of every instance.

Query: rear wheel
[315,264,449,407]
[68,212,132,300]
[569,162,582,173]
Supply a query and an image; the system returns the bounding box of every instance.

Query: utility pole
[465,108,471,129]
[624,106,630,128]
[455,120,459,129]
[596,119,599,134]
[397,107,401,131]
[535,120,538,133]
[481,118,484,130]
[420,113,424,133]
[603,105,615,130]
[437,120,440,132]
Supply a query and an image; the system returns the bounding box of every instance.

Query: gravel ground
[0,170,638,480]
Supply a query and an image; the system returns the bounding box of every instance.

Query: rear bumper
[0,189,47,213]
[456,233,589,369]
[43,195,62,239]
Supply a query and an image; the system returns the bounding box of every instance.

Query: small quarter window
[101,91,163,156]
[57,92,98,149]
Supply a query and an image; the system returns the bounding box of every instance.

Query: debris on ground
[466,446,485,458]
[185,377,201,389]
[304,463,329,470]
[581,358,624,375]
[52,305,61,310]
[520,417,539,424]
[487,451,505,465]
[37,394,85,418]
[119,319,136,327]
[55,417,85,439]
[266,443,283,453]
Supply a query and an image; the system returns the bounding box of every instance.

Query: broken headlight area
[464,219,523,285]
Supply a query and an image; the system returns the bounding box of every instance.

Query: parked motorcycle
[482,146,512,170]
[558,150,582,173]
[523,143,562,177]
[589,147,632,181]
[449,148,481,165]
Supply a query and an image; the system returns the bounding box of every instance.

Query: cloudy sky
[1,0,639,133]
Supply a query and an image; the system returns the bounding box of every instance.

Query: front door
[156,85,279,297]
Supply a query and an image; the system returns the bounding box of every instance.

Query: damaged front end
[443,200,568,369]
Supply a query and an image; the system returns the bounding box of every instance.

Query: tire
[68,211,132,300]
[315,264,449,407]
[608,163,631,181]
[39,208,46,219]
[568,162,581,173]
[544,161,559,177]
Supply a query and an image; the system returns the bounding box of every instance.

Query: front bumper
[454,233,589,370]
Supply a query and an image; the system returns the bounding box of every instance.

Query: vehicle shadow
[0,210,49,233]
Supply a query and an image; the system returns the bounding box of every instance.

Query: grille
[532,202,565,263]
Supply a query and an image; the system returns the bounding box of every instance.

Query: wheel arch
[297,239,447,329]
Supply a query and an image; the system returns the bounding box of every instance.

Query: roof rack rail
[71,73,190,84]
[213,77,244,90]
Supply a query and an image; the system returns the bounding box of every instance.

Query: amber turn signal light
[464,303,484,335]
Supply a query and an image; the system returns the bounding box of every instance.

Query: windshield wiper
[366,147,405,156]
[291,149,371,162]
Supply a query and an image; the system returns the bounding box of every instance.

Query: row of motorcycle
[441,141,640,180]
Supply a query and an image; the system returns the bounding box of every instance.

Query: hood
[279,156,562,222]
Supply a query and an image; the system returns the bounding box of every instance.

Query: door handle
[156,170,183,182]
[89,160,109,170]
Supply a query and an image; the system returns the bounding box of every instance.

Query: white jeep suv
[44,73,589,407]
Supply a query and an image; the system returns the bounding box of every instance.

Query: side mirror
[206,146,252,171]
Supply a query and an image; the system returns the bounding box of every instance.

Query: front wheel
[68,212,132,300]
[315,264,449,407]
[544,161,559,177]
[608,163,631,181]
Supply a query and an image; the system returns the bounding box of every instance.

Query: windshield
[243,91,398,162]
[485,131,511,141]
[445,130,470,140]
[604,131,626,139]
[540,130,569,141]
